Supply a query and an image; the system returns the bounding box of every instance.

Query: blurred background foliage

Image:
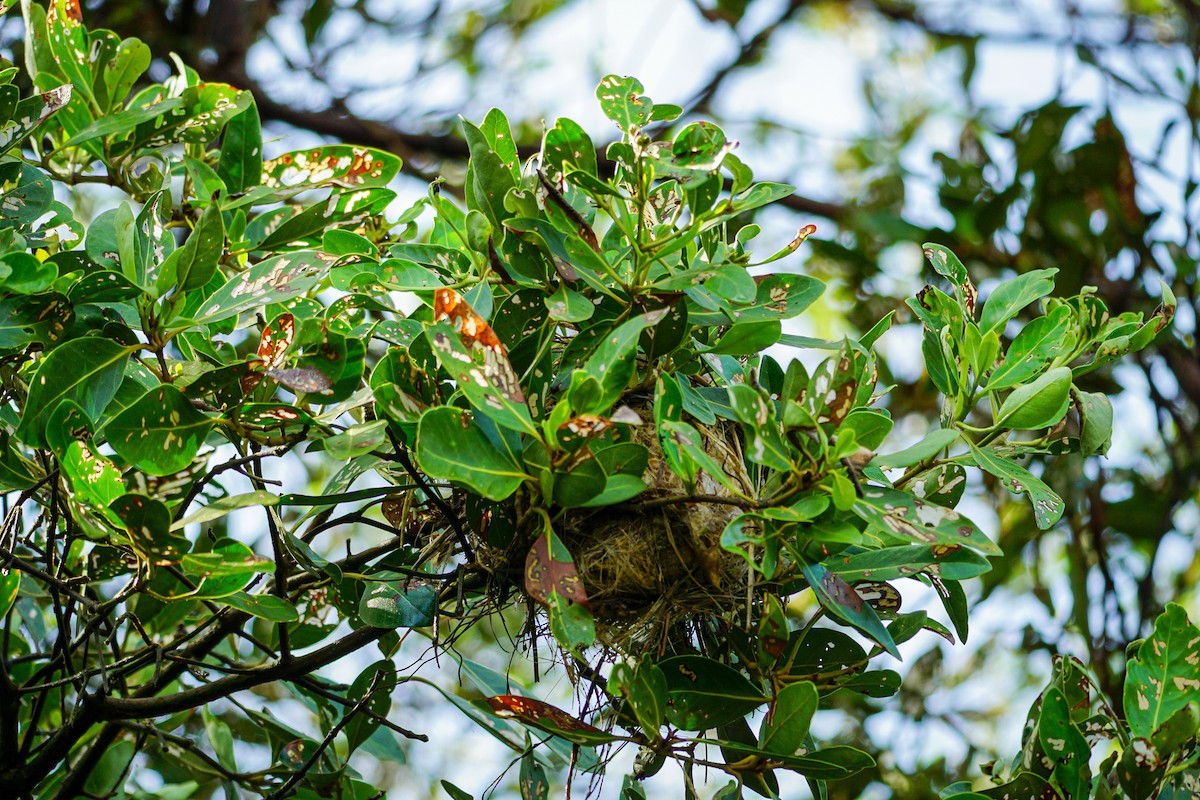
[4,0,1198,795]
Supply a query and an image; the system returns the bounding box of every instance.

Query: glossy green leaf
[825,544,991,582]
[611,661,668,736]
[416,406,526,500]
[223,591,301,622]
[16,337,131,448]
[758,680,817,756]
[986,304,1073,391]
[345,660,396,755]
[166,199,225,293]
[582,309,668,409]
[106,384,214,476]
[171,490,280,531]
[217,103,263,193]
[1077,390,1113,456]
[323,419,389,461]
[996,366,1072,430]
[980,268,1058,334]
[658,655,768,731]
[871,428,960,468]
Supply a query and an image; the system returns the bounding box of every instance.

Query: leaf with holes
[595,75,652,132]
[106,384,214,476]
[263,145,401,188]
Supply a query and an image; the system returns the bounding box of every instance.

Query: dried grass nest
[480,400,756,648]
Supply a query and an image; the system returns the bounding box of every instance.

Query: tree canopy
[0,1,1198,798]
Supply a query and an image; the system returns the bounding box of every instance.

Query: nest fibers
[556,414,754,649]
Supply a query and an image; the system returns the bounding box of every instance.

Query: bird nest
[479,404,756,653]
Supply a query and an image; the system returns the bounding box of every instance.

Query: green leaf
[110,494,189,567]
[547,590,595,651]
[611,661,669,736]
[223,591,300,622]
[728,384,792,471]
[995,366,1072,430]
[658,655,768,730]
[595,75,651,132]
[1037,687,1091,798]
[84,740,135,796]
[825,544,991,582]
[980,268,1058,334]
[870,427,960,468]
[986,304,1073,391]
[217,103,263,193]
[171,490,280,531]
[194,251,328,324]
[853,485,1000,555]
[707,321,781,355]
[758,680,817,756]
[360,581,437,628]
[1076,390,1113,456]
[967,441,1065,529]
[203,707,237,773]
[344,660,396,755]
[582,309,668,409]
[323,419,389,460]
[166,199,225,294]
[802,561,899,659]
[416,406,526,500]
[426,323,535,437]
[16,337,131,448]
[0,569,19,620]
[106,384,214,476]
[1125,604,1200,740]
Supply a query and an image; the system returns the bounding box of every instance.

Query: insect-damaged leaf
[16,337,131,448]
[853,485,1001,555]
[429,287,533,435]
[484,695,621,746]
[524,528,589,610]
[194,251,330,324]
[1124,603,1200,740]
[802,562,900,659]
[359,581,437,628]
[263,145,402,189]
[106,384,214,476]
[967,441,1065,530]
